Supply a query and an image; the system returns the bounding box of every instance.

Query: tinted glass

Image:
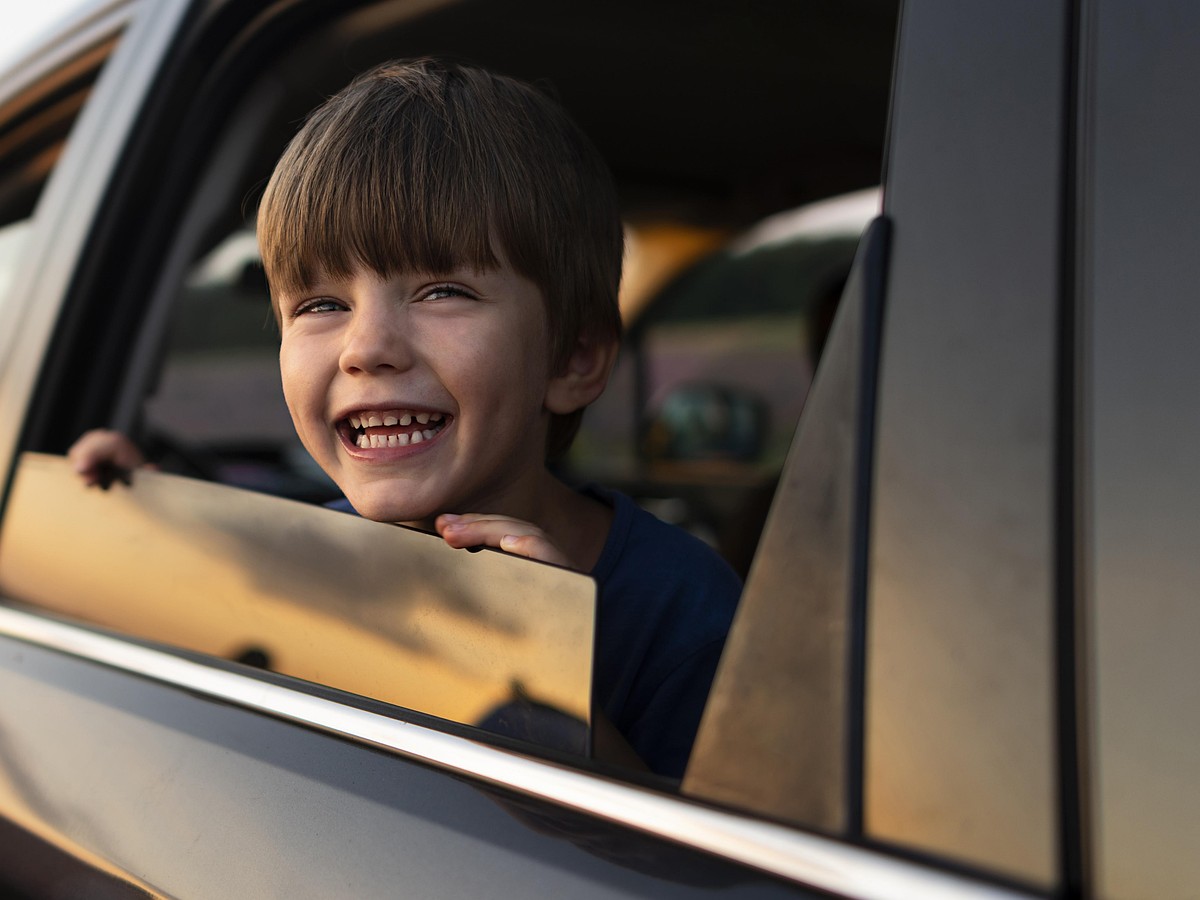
[685,217,889,833]
[0,453,595,755]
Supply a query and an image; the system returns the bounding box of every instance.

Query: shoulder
[589,487,741,669]
[592,490,740,604]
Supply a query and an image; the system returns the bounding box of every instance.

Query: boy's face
[276,258,556,524]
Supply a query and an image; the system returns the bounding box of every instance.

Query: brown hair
[258,58,623,458]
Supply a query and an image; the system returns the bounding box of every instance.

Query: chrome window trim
[0,603,1032,900]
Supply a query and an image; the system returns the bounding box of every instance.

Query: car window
[1,0,899,790]
[105,1,897,574]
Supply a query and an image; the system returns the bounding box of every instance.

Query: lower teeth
[356,426,441,449]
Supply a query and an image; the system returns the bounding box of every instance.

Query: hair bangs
[259,76,502,298]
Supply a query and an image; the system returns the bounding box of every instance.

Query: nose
[339,305,414,375]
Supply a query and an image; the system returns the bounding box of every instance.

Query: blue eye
[294,298,344,316]
[424,284,474,302]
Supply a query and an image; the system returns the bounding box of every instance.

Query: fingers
[67,429,146,487]
[435,513,573,569]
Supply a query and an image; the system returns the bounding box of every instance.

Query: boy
[71,59,741,778]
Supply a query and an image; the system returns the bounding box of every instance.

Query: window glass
[685,217,888,832]
[0,452,596,758]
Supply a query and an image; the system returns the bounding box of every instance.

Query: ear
[545,336,619,415]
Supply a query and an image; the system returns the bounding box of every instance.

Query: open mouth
[341,409,450,449]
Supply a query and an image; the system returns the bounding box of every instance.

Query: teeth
[349,411,447,450]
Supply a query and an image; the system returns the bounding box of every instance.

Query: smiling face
[277,261,558,525]
[257,61,623,463]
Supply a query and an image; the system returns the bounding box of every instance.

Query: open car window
[1,0,897,794]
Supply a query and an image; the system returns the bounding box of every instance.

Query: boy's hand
[435,514,574,569]
[67,429,147,488]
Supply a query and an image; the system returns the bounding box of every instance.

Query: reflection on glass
[0,454,595,754]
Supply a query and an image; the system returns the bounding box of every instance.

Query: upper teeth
[348,411,444,430]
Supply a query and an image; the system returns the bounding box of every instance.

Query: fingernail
[500,535,518,550]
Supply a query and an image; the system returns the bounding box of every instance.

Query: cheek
[278,342,321,425]
[471,327,550,410]
[487,306,552,392]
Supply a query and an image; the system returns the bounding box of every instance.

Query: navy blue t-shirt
[586,488,742,778]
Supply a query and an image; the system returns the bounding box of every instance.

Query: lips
[338,408,450,450]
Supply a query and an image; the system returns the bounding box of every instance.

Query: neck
[533,474,614,572]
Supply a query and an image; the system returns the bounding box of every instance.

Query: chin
[343,487,438,525]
